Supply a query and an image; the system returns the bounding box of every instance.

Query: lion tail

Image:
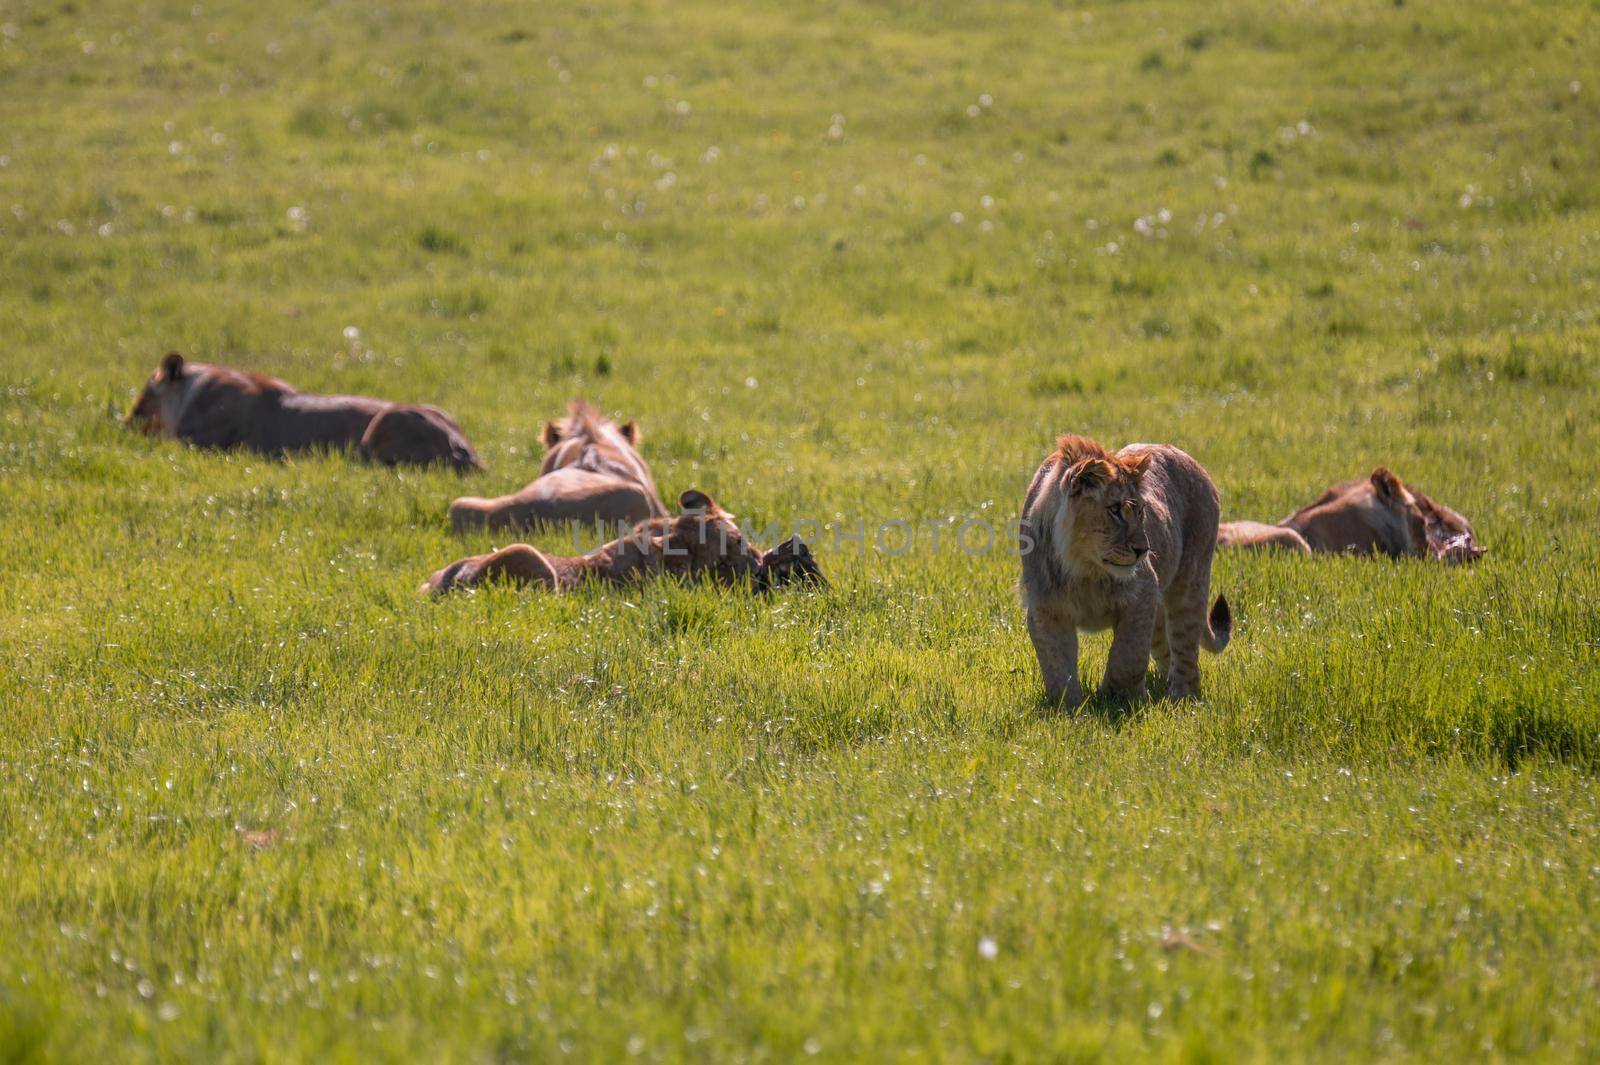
[1201,594,1231,654]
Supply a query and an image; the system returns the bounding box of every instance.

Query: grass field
[3,0,1599,1059]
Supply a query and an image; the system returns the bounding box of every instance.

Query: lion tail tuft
[1202,594,1231,654]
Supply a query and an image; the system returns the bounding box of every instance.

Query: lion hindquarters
[1218,520,1311,555]
[448,495,499,533]
[361,404,483,472]
[422,544,560,597]
[451,469,659,533]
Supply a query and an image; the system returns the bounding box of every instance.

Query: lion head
[1412,491,1487,564]
[1053,436,1154,579]
[1358,467,1489,562]
[651,491,827,590]
[1368,467,1433,557]
[539,401,644,475]
[125,351,188,436]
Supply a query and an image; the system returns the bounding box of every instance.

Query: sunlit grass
[1,0,1598,1059]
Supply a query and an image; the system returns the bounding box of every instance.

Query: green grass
[3,0,1599,1059]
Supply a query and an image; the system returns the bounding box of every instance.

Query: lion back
[171,366,276,450]
[1119,443,1220,576]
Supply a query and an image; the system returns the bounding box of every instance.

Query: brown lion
[448,400,664,532]
[1020,434,1231,706]
[1219,467,1485,563]
[425,489,824,596]
[127,352,482,471]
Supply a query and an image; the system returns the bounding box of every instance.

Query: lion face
[1413,492,1486,564]
[1063,452,1153,578]
[126,352,188,436]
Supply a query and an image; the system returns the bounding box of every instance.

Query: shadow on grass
[1029,670,1177,728]
[1478,702,1596,772]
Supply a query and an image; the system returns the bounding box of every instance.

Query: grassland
[2,0,1599,1059]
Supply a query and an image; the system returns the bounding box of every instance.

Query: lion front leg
[1097,604,1157,703]
[1026,602,1082,708]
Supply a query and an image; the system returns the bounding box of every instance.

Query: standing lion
[1020,434,1230,706]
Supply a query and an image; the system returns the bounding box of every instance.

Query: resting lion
[1020,434,1230,706]
[127,352,482,471]
[425,489,824,596]
[449,400,664,532]
[1219,467,1485,563]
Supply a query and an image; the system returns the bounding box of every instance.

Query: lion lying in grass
[127,352,482,471]
[448,400,664,531]
[425,490,824,596]
[1020,434,1230,707]
[1219,467,1485,563]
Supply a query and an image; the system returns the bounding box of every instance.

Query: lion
[424,489,824,596]
[126,352,482,471]
[1219,467,1485,563]
[1020,434,1230,706]
[448,400,664,532]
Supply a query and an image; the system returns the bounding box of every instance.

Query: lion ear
[678,489,717,514]
[1370,466,1404,502]
[161,351,186,381]
[620,420,641,446]
[540,420,562,449]
[1065,458,1110,496]
[1125,452,1153,481]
